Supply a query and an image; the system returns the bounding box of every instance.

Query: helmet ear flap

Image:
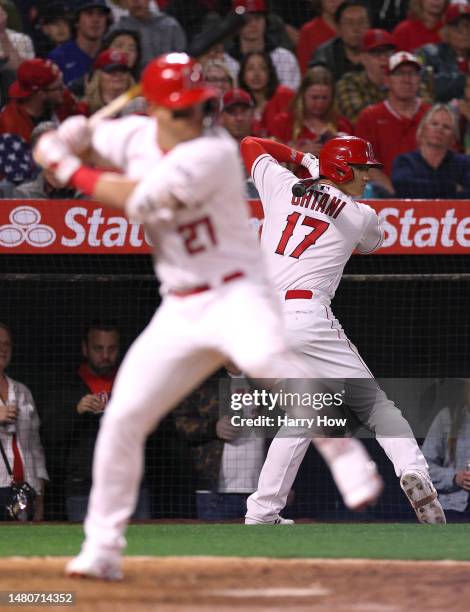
[320,159,354,184]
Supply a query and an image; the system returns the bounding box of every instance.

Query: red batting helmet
[141,53,218,110]
[319,136,382,184]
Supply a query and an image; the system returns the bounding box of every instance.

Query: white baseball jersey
[126,127,266,293]
[91,115,163,179]
[252,154,383,298]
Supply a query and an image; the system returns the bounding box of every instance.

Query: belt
[169,271,245,297]
[285,289,314,300]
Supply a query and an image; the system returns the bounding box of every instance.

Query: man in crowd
[110,0,186,72]
[48,0,110,85]
[355,50,430,193]
[219,87,259,198]
[311,0,370,81]
[0,58,65,144]
[336,28,396,125]
[417,3,470,103]
[297,0,342,75]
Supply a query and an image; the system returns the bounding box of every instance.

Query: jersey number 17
[275,212,329,259]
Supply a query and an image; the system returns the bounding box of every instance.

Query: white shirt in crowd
[0,375,48,494]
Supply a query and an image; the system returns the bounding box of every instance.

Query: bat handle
[292,178,316,197]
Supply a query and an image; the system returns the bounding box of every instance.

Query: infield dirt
[0,557,468,611]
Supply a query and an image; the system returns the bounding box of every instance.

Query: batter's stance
[34,54,382,580]
[241,135,446,526]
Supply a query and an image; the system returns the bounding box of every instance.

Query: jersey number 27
[275,212,329,258]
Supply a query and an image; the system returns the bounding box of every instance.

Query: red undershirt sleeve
[240,137,304,175]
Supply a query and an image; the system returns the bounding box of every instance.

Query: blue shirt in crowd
[48,40,94,86]
[392,150,470,199]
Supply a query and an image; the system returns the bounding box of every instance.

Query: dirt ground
[0,557,469,612]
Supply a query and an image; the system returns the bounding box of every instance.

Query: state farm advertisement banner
[0,199,469,254]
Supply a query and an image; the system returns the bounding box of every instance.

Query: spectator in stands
[336,28,397,125]
[311,0,370,81]
[269,0,317,48]
[238,50,294,137]
[219,88,259,198]
[68,28,142,98]
[356,51,430,193]
[202,59,234,98]
[110,0,186,72]
[0,323,48,521]
[226,0,301,91]
[81,49,134,114]
[0,0,24,33]
[422,379,470,522]
[105,0,130,22]
[48,0,111,86]
[0,59,65,144]
[392,103,470,198]
[101,28,141,78]
[451,73,470,154]
[270,65,352,158]
[58,321,150,522]
[0,4,35,71]
[164,0,226,44]
[297,0,343,74]
[392,0,447,53]
[174,368,267,521]
[33,3,73,58]
[11,121,83,199]
[370,0,409,31]
[190,13,240,84]
[417,3,470,103]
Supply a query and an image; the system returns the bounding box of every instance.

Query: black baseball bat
[292,178,317,197]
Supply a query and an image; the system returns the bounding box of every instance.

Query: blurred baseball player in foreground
[241,135,446,526]
[34,53,382,581]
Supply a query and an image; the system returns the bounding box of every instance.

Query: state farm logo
[0,206,56,247]
[379,207,470,249]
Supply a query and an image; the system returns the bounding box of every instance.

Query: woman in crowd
[238,51,294,137]
[422,379,470,522]
[227,2,301,91]
[101,28,142,79]
[269,64,352,156]
[0,323,48,521]
[392,103,470,198]
[81,49,134,115]
[202,59,235,98]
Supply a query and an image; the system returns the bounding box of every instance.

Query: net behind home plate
[1,250,468,522]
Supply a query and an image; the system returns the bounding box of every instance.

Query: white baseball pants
[246,294,428,523]
[83,277,304,553]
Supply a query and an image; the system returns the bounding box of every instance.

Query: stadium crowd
[1,0,470,523]
[0,0,468,197]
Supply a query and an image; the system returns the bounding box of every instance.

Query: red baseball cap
[362,29,397,52]
[444,3,470,25]
[388,51,421,74]
[222,88,254,111]
[93,49,131,72]
[232,0,267,13]
[9,59,62,99]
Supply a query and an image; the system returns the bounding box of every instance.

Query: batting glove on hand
[33,132,81,186]
[57,115,92,155]
[301,153,320,179]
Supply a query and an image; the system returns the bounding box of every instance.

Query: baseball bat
[292,178,317,197]
[88,7,247,128]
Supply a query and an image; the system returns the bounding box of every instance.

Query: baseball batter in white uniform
[34,54,383,580]
[241,135,446,526]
